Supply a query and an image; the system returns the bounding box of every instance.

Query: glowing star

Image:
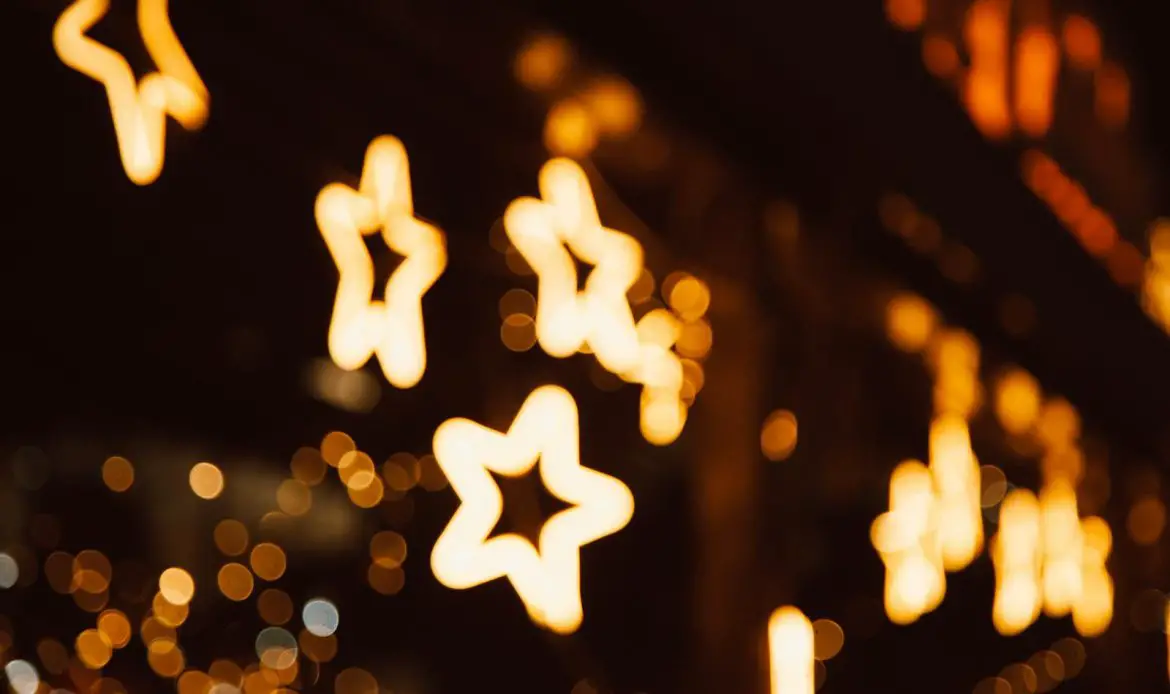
[315,136,447,389]
[503,159,644,374]
[53,0,209,185]
[430,385,634,634]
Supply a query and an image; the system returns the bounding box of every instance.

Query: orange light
[1014,27,1058,138]
[885,0,925,31]
[1062,15,1101,71]
[922,34,960,79]
[964,0,1012,140]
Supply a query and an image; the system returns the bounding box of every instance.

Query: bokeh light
[101,456,135,492]
[189,462,225,500]
[159,567,195,606]
[218,563,255,601]
[250,543,287,582]
[302,599,340,637]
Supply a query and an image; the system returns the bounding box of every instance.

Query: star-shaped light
[503,159,644,374]
[53,0,209,185]
[315,136,447,389]
[430,385,634,634]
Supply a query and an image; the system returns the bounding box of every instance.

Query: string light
[430,385,634,634]
[52,0,208,185]
[316,136,447,389]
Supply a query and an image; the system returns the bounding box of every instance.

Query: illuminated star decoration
[503,159,644,375]
[52,0,209,185]
[315,136,447,389]
[430,385,635,634]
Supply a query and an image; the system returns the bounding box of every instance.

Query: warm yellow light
[97,610,131,649]
[992,489,1041,635]
[761,410,799,461]
[316,136,447,389]
[504,158,644,375]
[885,293,936,353]
[544,100,599,158]
[101,456,134,492]
[768,606,814,694]
[75,629,113,669]
[995,369,1040,435]
[1073,515,1113,637]
[52,0,208,185]
[1040,479,1083,617]
[929,415,983,571]
[514,33,571,91]
[188,462,224,500]
[158,567,195,606]
[873,460,945,624]
[430,385,634,634]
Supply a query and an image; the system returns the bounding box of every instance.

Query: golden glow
[626,308,689,446]
[158,567,195,606]
[992,489,1041,635]
[995,369,1041,436]
[214,519,249,557]
[152,591,189,627]
[430,385,634,634]
[964,0,1011,140]
[97,610,131,649]
[761,410,799,461]
[315,136,447,389]
[188,462,224,500]
[101,456,134,492]
[76,628,113,669]
[768,606,814,694]
[1040,479,1083,617]
[1073,516,1113,637]
[873,460,944,624]
[1014,27,1058,138]
[544,99,599,158]
[504,158,644,375]
[885,293,936,353]
[929,415,983,571]
[514,33,571,91]
[217,563,254,602]
[250,543,287,582]
[581,76,643,138]
[52,0,208,185]
[1062,16,1101,71]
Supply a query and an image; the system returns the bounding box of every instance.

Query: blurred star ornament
[504,159,644,374]
[315,136,447,389]
[430,385,634,633]
[53,0,209,185]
